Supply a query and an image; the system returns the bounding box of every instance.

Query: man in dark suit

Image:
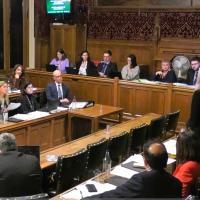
[186,56,200,85]
[0,133,42,197]
[46,70,71,106]
[86,141,182,199]
[97,50,118,78]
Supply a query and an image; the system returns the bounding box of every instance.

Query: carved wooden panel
[12,128,27,145]
[53,117,66,145]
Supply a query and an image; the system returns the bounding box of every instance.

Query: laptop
[109,72,122,79]
[46,64,57,72]
[65,67,78,75]
[18,145,40,162]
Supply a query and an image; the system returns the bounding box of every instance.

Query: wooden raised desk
[40,113,160,169]
[67,104,124,140]
[0,111,68,151]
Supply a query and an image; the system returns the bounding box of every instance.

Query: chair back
[129,123,148,155]
[108,131,129,165]
[166,110,180,132]
[87,138,108,172]
[147,115,166,140]
[55,148,89,194]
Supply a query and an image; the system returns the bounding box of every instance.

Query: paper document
[164,139,176,156]
[7,103,21,111]
[9,111,50,121]
[111,165,139,179]
[69,102,88,109]
[61,180,116,200]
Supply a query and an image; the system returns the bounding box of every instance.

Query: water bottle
[7,80,11,94]
[102,150,112,176]
[72,96,77,109]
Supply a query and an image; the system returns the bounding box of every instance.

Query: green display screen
[46,0,71,14]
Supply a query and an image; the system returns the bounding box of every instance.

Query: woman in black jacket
[76,50,99,77]
[18,82,39,114]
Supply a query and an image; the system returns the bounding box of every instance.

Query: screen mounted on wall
[46,0,71,14]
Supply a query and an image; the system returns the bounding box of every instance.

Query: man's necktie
[57,84,62,99]
[193,71,198,85]
[102,63,107,74]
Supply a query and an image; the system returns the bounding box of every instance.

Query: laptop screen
[17,145,40,162]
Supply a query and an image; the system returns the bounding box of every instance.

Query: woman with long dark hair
[50,48,69,74]
[8,64,27,90]
[121,54,140,80]
[76,50,99,77]
[173,130,200,198]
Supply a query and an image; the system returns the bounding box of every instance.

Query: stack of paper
[163,139,177,156]
[61,180,116,200]
[10,111,50,121]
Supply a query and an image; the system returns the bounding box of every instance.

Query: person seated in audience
[0,133,43,197]
[50,48,69,74]
[187,72,200,132]
[46,70,71,106]
[0,80,9,114]
[121,54,140,80]
[75,50,99,77]
[186,56,200,85]
[173,130,200,198]
[18,82,39,114]
[7,64,27,90]
[97,50,118,78]
[86,141,182,199]
[153,60,177,83]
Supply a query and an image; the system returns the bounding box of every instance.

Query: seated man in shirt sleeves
[97,50,118,78]
[46,70,71,106]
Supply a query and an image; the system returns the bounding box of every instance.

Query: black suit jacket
[0,150,42,197]
[187,89,200,131]
[97,62,118,78]
[46,82,71,102]
[153,70,177,83]
[76,60,99,77]
[18,94,39,114]
[87,169,182,198]
[186,68,195,85]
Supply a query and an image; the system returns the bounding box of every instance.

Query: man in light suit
[186,56,200,85]
[46,70,71,106]
[98,50,118,78]
[86,141,182,199]
[0,133,42,197]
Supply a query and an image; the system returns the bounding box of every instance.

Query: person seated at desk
[18,82,39,114]
[97,50,118,78]
[50,48,69,74]
[0,80,9,116]
[187,72,200,132]
[86,141,182,199]
[153,60,177,83]
[186,56,200,85]
[121,54,140,81]
[46,70,71,106]
[7,64,27,90]
[76,50,99,77]
[173,130,200,198]
[0,133,42,197]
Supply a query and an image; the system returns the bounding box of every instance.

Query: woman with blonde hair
[0,81,9,121]
[187,68,200,131]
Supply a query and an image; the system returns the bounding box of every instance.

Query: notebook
[18,145,40,162]
[46,64,57,72]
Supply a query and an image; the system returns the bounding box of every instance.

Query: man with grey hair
[0,133,42,197]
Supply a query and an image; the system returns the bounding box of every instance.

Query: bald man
[46,70,71,106]
[86,141,182,198]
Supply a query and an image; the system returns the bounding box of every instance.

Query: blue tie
[193,71,198,85]
[102,63,107,74]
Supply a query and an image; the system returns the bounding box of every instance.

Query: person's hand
[156,71,162,76]
[99,72,104,77]
[60,98,69,103]
[15,74,20,79]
